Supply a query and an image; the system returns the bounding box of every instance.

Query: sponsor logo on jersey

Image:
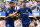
[7,11,9,13]
[26,10,28,12]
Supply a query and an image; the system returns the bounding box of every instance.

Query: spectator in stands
[29,0,32,6]
[15,2,20,11]
[38,1,40,6]
[37,6,39,12]
[39,6,40,12]
[32,6,37,12]
[36,20,39,25]
[0,7,3,12]
[37,6,40,12]
[32,0,37,6]
[26,2,30,7]
[32,20,37,27]
[0,18,3,27]
[39,19,40,22]
[36,22,40,27]
[2,6,5,12]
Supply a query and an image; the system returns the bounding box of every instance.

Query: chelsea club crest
[26,10,28,12]
[7,11,9,13]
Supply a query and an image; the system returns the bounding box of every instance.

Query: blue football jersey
[5,8,16,23]
[17,7,32,24]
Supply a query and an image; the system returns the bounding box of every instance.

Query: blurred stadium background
[0,0,40,27]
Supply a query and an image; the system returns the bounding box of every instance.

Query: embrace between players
[5,1,37,27]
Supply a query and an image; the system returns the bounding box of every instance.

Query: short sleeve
[5,9,8,17]
[17,9,20,13]
[14,9,16,12]
[29,8,32,14]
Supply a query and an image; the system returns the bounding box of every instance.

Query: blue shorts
[22,21,32,27]
[6,23,14,27]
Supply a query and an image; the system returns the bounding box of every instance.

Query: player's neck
[9,7,13,10]
[23,7,26,9]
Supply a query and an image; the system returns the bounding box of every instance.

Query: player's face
[10,3,15,9]
[22,3,26,9]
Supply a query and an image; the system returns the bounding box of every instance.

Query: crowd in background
[0,0,40,12]
[0,0,40,27]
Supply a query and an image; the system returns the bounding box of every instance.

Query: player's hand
[4,17,6,19]
[34,17,37,20]
[4,16,9,19]
[4,17,7,19]
[16,14,18,16]
[35,18,37,20]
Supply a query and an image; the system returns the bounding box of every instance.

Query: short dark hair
[9,2,14,4]
[22,1,26,3]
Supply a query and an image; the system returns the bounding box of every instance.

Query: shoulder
[19,8,23,10]
[5,8,9,11]
[13,9,15,10]
[26,7,30,9]
[13,9,16,12]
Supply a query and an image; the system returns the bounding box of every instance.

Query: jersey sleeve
[17,9,20,13]
[5,9,8,17]
[29,8,32,14]
[14,9,16,12]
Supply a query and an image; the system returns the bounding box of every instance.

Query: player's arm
[9,14,16,18]
[8,12,20,18]
[4,12,17,19]
[5,12,17,18]
[10,9,17,18]
[29,8,37,19]
[5,9,20,19]
[10,9,20,18]
[9,12,20,18]
[5,9,17,18]
[31,13,37,19]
